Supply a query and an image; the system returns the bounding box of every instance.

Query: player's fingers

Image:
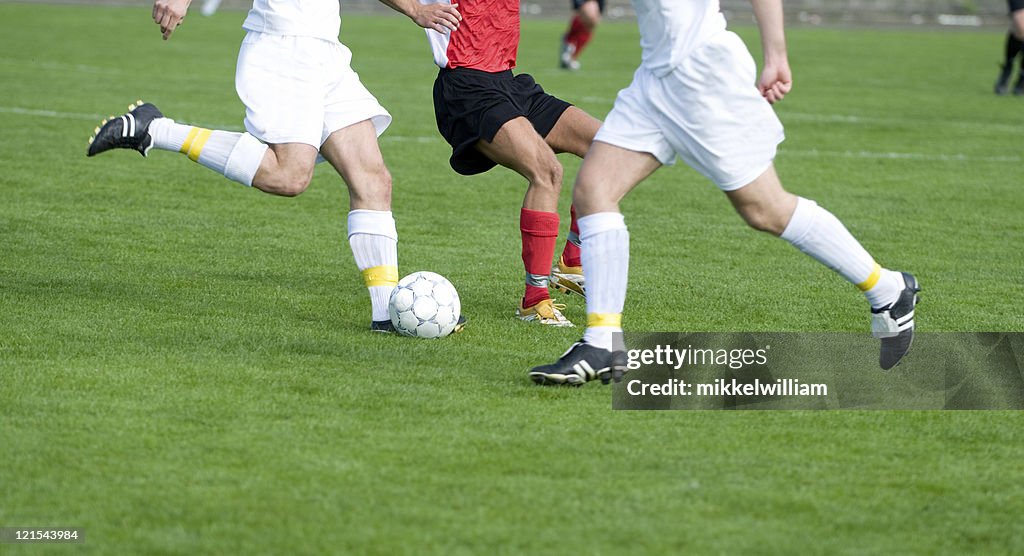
[445,4,462,21]
[772,83,788,101]
[437,11,460,30]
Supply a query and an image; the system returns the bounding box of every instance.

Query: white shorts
[235,32,392,148]
[595,31,784,191]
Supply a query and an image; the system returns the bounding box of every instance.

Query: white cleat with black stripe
[871,272,921,370]
[87,101,163,158]
[530,340,628,386]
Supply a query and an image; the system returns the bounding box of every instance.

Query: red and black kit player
[421,0,602,327]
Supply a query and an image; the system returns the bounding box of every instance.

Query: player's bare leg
[530,142,659,385]
[543,106,603,297]
[251,143,317,196]
[726,165,920,369]
[476,117,573,327]
[319,120,400,332]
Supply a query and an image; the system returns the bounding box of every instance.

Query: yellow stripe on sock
[857,262,882,292]
[186,129,212,162]
[587,313,622,328]
[179,127,201,156]
[362,265,398,288]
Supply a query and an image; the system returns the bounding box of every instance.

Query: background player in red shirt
[397,0,602,327]
[560,0,603,71]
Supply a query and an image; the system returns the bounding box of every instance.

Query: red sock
[521,208,559,308]
[566,15,593,57]
[560,205,581,267]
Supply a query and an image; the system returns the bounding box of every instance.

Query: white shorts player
[236,32,391,147]
[597,30,784,190]
[87,0,463,331]
[530,0,920,385]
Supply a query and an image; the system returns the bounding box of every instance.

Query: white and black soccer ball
[388,271,461,339]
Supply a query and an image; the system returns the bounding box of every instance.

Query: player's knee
[275,167,314,197]
[528,158,563,194]
[736,203,789,235]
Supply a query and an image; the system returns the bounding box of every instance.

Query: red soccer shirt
[424,0,520,72]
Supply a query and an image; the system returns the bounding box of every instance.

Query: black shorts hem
[433,68,572,176]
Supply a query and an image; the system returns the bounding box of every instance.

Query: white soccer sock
[578,212,629,351]
[348,210,399,322]
[781,197,902,309]
[149,119,267,186]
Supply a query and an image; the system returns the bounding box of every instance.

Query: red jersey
[423,0,520,72]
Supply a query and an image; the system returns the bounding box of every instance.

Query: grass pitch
[2,4,1024,553]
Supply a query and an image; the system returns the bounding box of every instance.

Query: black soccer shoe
[1014,74,1024,96]
[995,65,1013,95]
[371,319,396,333]
[87,101,163,157]
[870,272,921,370]
[530,340,628,386]
[372,315,467,334]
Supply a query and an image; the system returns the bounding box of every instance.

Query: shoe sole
[550,274,585,298]
[529,371,586,387]
[515,313,575,327]
[529,365,628,386]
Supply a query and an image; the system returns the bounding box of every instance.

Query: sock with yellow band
[781,197,901,309]
[348,210,399,322]
[578,212,629,351]
[149,118,267,186]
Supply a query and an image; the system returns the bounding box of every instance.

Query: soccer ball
[388,271,461,339]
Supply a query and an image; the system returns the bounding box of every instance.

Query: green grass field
[3,3,1024,553]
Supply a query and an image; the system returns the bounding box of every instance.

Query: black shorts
[432,68,572,175]
[572,0,605,12]
[1011,0,1024,13]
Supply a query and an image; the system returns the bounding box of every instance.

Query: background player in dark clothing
[995,0,1024,95]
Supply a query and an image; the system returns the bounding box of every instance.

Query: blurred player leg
[560,0,602,70]
[200,0,221,17]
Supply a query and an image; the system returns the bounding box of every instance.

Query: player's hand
[153,0,191,40]
[412,2,461,33]
[758,58,793,104]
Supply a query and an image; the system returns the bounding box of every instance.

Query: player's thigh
[1012,6,1024,37]
[657,31,784,191]
[235,33,325,147]
[545,106,601,158]
[579,0,602,26]
[320,119,391,211]
[573,141,660,215]
[475,116,560,183]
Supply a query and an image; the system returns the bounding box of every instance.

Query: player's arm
[749,0,792,104]
[377,0,461,33]
[153,0,192,40]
